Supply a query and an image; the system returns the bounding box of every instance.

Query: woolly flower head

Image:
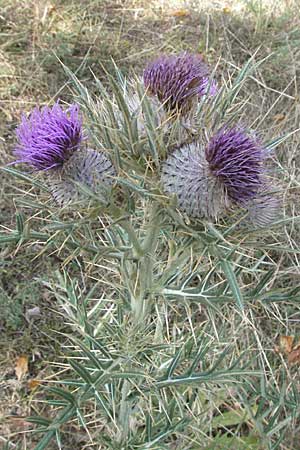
[162,126,265,219]
[14,102,116,206]
[245,194,280,228]
[143,52,217,115]
[205,126,265,204]
[48,148,116,206]
[14,102,83,171]
[161,142,229,219]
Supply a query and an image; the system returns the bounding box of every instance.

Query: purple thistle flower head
[205,126,265,204]
[143,52,216,114]
[14,102,83,171]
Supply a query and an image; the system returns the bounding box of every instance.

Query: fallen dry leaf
[25,306,41,322]
[273,113,285,122]
[28,379,41,390]
[277,336,300,365]
[8,416,31,431]
[288,347,300,365]
[171,9,190,18]
[279,335,294,354]
[15,355,29,380]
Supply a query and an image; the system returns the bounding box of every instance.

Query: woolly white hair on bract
[245,194,280,227]
[161,142,229,219]
[122,78,166,135]
[48,149,116,206]
[119,78,200,149]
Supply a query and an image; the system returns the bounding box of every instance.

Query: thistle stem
[120,220,144,258]
[131,203,160,324]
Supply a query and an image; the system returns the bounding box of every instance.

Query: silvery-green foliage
[3,56,297,450]
[122,77,165,135]
[116,77,201,153]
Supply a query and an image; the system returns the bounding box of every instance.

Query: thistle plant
[14,103,83,170]
[161,126,266,219]
[143,52,217,115]
[205,126,264,204]
[14,102,116,205]
[2,54,298,450]
[111,53,217,151]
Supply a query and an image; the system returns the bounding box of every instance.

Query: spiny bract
[48,148,116,206]
[161,142,229,219]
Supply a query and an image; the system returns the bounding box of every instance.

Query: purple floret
[206,127,264,204]
[14,102,83,171]
[143,53,216,113]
